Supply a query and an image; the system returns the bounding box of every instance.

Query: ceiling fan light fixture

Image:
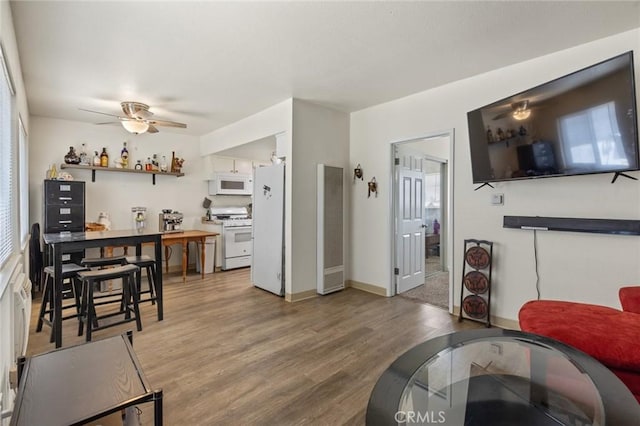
[122,120,149,134]
[512,109,531,121]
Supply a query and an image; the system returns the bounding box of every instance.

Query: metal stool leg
[36,273,51,333]
[129,272,143,332]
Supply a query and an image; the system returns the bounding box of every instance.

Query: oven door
[224,226,252,258]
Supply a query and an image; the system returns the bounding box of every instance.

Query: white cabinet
[235,159,253,174]
[211,156,235,174]
[210,156,254,174]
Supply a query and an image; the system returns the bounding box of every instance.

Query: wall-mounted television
[467,51,639,184]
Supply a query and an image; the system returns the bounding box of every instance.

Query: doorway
[424,158,446,277]
[392,132,453,311]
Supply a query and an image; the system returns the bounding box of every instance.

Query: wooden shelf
[488,135,526,148]
[60,164,184,185]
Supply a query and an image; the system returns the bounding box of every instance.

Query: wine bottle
[100,147,109,167]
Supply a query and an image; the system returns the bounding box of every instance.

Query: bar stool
[77,264,142,342]
[36,263,88,343]
[81,255,127,268]
[125,255,157,305]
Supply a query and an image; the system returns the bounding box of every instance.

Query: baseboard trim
[452,306,520,330]
[346,280,387,297]
[285,289,318,302]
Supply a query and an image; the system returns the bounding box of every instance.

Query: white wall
[350,29,640,321]
[0,0,30,418]
[200,99,293,155]
[290,99,350,295]
[29,117,205,267]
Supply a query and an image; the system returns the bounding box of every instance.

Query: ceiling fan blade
[121,101,154,120]
[147,124,159,133]
[492,111,510,121]
[147,119,187,128]
[79,108,124,119]
[95,121,120,125]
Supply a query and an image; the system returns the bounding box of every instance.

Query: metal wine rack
[458,239,493,327]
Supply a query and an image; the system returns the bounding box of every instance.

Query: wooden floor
[27,268,482,425]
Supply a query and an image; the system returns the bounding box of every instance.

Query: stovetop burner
[209,206,252,227]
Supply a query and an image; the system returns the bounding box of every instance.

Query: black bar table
[43,229,163,348]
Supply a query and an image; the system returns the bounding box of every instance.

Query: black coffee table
[367,329,639,425]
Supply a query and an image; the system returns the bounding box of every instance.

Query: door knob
[421,224,427,228]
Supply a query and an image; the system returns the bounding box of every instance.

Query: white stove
[209,207,252,270]
[211,217,253,227]
[209,206,252,226]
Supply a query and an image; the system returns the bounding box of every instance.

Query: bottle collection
[486,125,527,143]
[63,141,183,173]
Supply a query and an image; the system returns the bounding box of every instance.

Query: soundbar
[503,216,640,235]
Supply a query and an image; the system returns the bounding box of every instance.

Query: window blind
[0,48,15,267]
[19,116,28,247]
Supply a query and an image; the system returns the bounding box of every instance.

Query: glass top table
[366,329,640,425]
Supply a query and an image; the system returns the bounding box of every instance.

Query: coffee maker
[132,207,147,231]
[159,209,184,233]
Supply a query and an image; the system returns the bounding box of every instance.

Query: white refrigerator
[251,163,285,296]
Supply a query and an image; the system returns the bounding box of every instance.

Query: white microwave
[208,173,253,196]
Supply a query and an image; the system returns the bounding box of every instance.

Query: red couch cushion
[620,286,640,314]
[519,300,640,371]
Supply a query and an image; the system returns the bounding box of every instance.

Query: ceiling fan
[80,101,187,134]
[491,100,534,121]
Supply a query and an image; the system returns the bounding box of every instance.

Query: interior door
[251,163,285,296]
[396,160,426,293]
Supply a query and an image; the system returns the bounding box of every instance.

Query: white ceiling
[10,1,640,137]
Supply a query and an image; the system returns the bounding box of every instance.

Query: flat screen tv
[467,51,639,184]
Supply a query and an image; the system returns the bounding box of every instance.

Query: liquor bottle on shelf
[100,147,109,167]
[79,143,89,165]
[93,151,101,166]
[160,155,168,172]
[145,157,152,171]
[134,160,143,170]
[120,141,129,168]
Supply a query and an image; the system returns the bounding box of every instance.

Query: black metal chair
[28,223,44,294]
[77,264,142,342]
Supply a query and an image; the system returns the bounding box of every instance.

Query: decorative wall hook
[354,164,363,181]
[368,177,378,198]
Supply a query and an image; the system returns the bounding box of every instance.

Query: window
[0,45,15,267]
[559,102,628,168]
[19,115,28,247]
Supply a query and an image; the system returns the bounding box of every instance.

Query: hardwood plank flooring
[27,268,482,425]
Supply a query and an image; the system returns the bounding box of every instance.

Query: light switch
[491,193,504,206]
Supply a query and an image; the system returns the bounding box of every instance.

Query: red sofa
[519,286,640,403]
